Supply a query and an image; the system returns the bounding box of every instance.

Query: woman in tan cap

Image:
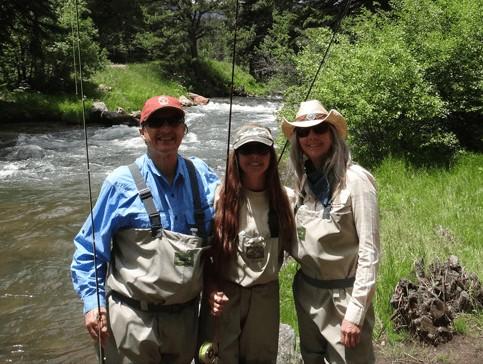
[199,123,296,363]
[282,100,380,364]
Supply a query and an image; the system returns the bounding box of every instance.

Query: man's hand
[340,319,361,348]
[208,291,229,317]
[84,307,109,347]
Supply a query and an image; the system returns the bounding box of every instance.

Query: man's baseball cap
[140,95,185,125]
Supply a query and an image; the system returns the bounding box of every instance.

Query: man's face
[139,109,185,157]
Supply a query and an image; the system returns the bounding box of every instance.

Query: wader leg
[239,281,279,364]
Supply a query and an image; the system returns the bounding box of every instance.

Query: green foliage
[452,316,468,335]
[279,259,298,329]
[391,0,483,151]
[56,0,107,81]
[85,0,144,63]
[0,0,106,92]
[254,10,298,86]
[282,0,482,166]
[91,63,187,112]
[189,59,268,96]
[0,91,82,124]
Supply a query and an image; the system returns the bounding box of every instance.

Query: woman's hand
[208,291,229,317]
[84,307,109,346]
[340,319,361,348]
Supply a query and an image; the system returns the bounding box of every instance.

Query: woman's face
[296,122,333,166]
[237,142,271,180]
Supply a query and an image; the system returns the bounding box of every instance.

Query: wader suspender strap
[268,208,279,238]
[183,158,207,241]
[128,160,206,240]
[128,163,162,237]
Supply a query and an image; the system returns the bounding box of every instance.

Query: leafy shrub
[282,0,481,166]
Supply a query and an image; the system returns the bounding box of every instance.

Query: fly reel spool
[198,341,218,364]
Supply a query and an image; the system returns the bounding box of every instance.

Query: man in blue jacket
[71,95,219,363]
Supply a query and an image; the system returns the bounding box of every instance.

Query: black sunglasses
[237,142,272,155]
[144,118,184,128]
[295,123,331,138]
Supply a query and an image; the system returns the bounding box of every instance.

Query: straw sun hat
[281,100,348,140]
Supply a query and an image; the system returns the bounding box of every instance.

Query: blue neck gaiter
[304,160,331,207]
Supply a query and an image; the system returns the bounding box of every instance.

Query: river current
[0,97,281,363]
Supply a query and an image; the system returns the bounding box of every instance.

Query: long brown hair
[212,145,296,274]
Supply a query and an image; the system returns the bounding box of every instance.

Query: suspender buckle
[139,188,152,200]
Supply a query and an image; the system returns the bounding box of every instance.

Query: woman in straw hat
[198,123,296,363]
[282,100,380,364]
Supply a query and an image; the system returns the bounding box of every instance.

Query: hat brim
[145,106,184,122]
[281,109,348,140]
[233,136,274,150]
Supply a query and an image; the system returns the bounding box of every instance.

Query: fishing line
[224,0,241,170]
[72,0,105,362]
[277,0,352,164]
[200,1,241,363]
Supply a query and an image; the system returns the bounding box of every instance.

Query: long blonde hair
[289,123,351,196]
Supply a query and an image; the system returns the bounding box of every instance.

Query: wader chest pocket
[240,233,266,260]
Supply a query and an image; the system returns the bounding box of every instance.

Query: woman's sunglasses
[237,142,272,155]
[295,123,331,138]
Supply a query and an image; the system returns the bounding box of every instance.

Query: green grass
[375,152,483,341]
[279,152,483,342]
[201,59,269,96]
[280,259,299,330]
[91,62,187,112]
[0,61,270,123]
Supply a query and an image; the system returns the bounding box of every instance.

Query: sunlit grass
[91,62,187,112]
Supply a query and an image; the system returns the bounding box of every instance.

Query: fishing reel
[198,341,218,364]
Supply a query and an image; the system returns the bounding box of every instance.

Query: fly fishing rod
[198,1,242,363]
[277,0,352,164]
[72,0,105,362]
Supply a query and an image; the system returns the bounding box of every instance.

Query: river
[0,97,281,363]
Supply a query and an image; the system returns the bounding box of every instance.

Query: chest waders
[199,196,281,364]
[107,157,210,310]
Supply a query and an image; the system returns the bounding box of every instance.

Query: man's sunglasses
[144,118,184,128]
[295,123,331,138]
[237,142,272,155]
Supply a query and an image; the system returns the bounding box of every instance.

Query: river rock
[188,92,210,105]
[179,95,194,107]
[90,101,138,126]
[277,323,302,364]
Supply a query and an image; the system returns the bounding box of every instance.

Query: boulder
[179,95,194,107]
[188,92,210,105]
[277,323,302,364]
[90,101,138,126]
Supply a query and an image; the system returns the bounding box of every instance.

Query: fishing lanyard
[72,0,105,362]
[277,0,352,164]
